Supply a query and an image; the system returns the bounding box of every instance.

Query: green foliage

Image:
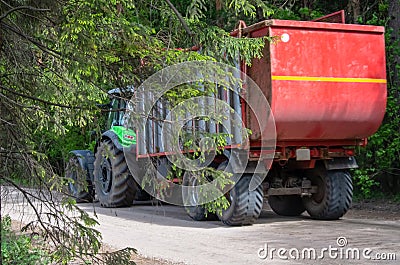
[179,166,233,215]
[272,7,301,20]
[354,0,400,196]
[298,7,324,20]
[352,169,379,198]
[186,0,208,21]
[1,216,51,265]
[364,95,400,170]
[35,126,92,173]
[59,0,162,87]
[1,211,136,265]
[201,168,233,216]
[227,0,256,17]
[393,193,400,203]
[192,21,268,65]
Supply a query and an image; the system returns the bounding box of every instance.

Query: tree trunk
[215,0,222,11]
[347,0,361,23]
[388,0,400,93]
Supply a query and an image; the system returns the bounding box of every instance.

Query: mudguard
[101,130,124,151]
[324,157,358,170]
[99,130,149,200]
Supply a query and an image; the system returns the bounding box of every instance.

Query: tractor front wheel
[65,156,94,203]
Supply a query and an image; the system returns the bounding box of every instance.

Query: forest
[1,0,399,264]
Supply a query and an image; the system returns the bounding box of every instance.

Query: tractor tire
[94,140,137,207]
[182,171,217,221]
[303,169,353,220]
[268,195,305,216]
[65,156,94,203]
[218,175,264,226]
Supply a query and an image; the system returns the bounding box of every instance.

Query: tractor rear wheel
[268,195,305,216]
[303,169,352,220]
[94,140,137,207]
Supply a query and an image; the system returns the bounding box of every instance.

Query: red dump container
[232,20,387,147]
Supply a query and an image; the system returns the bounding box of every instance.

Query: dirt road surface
[82,200,399,265]
[2,189,399,265]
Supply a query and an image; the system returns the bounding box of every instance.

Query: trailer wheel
[135,188,151,201]
[218,175,264,226]
[94,140,137,207]
[268,195,305,216]
[182,171,217,221]
[303,169,352,220]
[65,156,93,203]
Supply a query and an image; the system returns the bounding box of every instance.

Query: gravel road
[2,187,399,265]
[76,200,399,265]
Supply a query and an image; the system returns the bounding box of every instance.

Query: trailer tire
[303,169,352,220]
[65,156,94,203]
[94,140,137,207]
[135,188,151,201]
[268,195,305,216]
[218,175,264,226]
[182,171,217,221]
[186,205,209,221]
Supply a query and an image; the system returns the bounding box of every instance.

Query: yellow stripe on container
[271,76,387,83]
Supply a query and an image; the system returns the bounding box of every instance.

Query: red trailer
[68,12,387,226]
[231,18,386,149]
[221,16,386,224]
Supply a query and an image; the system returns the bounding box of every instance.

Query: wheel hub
[100,157,112,194]
[310,175,325,203]
[187,175,200,206]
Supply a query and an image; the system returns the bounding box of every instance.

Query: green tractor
[65,84,266,227]
[65,88,149,206]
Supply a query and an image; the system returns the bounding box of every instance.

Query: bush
[352,169,379,199]
[1,216,50,265]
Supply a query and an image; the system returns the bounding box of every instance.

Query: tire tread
[94,141,137,207]
[221,175,264,226]
[304,170,353,220]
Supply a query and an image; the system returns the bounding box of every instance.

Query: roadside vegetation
[1,216,50,265]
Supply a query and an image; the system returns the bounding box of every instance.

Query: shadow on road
[78,200,347,229]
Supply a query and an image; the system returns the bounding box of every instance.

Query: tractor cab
[103,87,136,147]
[106,88,132,128]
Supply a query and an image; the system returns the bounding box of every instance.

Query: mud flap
[324,157,358,170]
